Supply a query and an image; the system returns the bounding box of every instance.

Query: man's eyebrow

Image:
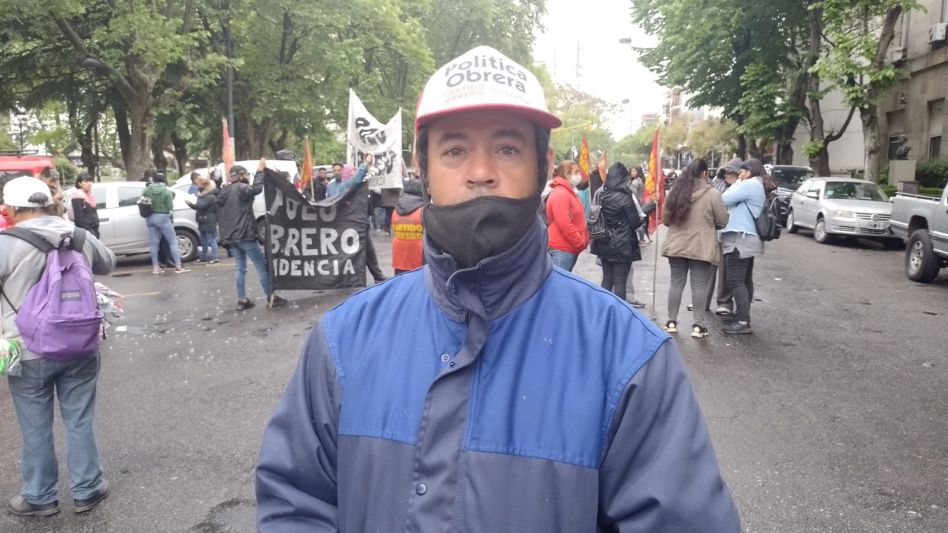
[434,131,468,146]
[492,128,528,142]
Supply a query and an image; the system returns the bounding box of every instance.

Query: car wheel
[813,216,831,244]
[175,228,199,263]
[905,229,941,283]
[786,209,799,234]
[256,217,267,244]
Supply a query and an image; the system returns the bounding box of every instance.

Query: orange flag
[597,149,607,182]
[577,134,591,184]
[222,118,235,183]
[644,127,663,234]
[299,137,313,191]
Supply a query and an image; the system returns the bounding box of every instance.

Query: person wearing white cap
[256,46,740,532]
[0,176,115,517]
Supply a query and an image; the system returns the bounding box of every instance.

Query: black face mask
[423,195,540,269]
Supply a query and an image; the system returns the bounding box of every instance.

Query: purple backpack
[1,227,102,360]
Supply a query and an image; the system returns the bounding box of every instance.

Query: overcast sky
[533,0,667,140]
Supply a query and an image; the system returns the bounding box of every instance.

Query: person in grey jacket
[1,177,115,517]
[255,45,740,532]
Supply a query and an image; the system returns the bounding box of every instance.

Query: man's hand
[258,158,267,172]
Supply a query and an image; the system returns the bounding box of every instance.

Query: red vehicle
[0,151,55,229]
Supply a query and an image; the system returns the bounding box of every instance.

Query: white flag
[347,89,403,191]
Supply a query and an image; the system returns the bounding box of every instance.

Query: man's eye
[498,145,520,156]
[443,147,465,157]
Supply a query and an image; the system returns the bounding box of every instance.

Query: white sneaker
[715,305,732,316]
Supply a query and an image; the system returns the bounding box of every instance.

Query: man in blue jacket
[255,45,741,532]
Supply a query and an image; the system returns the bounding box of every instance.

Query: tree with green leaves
[813,0,916,181]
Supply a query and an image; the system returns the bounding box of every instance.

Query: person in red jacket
[545,160,589,271]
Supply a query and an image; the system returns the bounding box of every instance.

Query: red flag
[644,127,663,234]
[577,134,591,184]
[222,118,235,183]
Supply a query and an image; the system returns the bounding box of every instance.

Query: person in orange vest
[390,179,426,274]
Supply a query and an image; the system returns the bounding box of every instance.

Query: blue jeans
[199,230,220,261]
[549,249,578,272]
[146,213,181,268]
[7,355,104,504]
[230,240,271,300]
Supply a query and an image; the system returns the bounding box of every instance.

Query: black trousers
[365,236,385,281]
[600,260,632,301]
[724,251,755,323]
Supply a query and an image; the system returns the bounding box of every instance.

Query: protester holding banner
[217,161,287,310]
[256,45,739,533]
[390,179,426,273]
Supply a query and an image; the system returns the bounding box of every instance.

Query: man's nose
[466,150,497,188]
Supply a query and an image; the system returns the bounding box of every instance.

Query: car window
[91,187,107,209]
[807,181,822,197]
[796,179,811,195]
[771,167,815,188]
[825,182,887,201]
[118,187,143,207]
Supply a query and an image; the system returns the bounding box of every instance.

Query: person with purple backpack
[0,177,116,517]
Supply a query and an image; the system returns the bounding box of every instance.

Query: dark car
[766,164,815,226]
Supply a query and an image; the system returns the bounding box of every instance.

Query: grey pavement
[1,229,947,532]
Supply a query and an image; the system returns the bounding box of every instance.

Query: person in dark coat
[217,161,287,310]
[186,177,220,263]
[68,173,100,238]
[591,162,646,307]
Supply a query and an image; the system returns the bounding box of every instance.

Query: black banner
[263,169,368,290]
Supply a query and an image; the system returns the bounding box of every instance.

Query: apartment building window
[930,100,944,159]
[943,0,948,22]
[899,11,911,47]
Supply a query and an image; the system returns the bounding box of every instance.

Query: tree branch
[50,12,136,98]
[825,105,857,143]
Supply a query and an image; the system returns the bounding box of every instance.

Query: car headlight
[832,210,856,219]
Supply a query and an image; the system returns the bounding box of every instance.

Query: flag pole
[650,212,661,321]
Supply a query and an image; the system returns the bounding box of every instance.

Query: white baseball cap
[414,46,561,131]
[2,176,53,207]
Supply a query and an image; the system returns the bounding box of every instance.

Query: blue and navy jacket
[256,219,741,532]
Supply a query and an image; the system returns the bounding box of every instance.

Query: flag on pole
[299,137,313,191]
[597,149,607,182]
[577,134,591,184]
[644,127,663,234]
[222,118,235,183]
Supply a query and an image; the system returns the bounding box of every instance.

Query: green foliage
[52,155,78,184]
[915,159,948,188]
[547,85,614,161]
[422,0,545,66]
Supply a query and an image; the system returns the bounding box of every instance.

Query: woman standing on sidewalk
[186,176,220,264]
[718,159,767,335]
[591,162,646,307]
[660,159,729,338]
[141,173,188,274]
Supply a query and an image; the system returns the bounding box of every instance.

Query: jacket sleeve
[548,188,587,250]
[721,179,751,208]
[710,190,730,230]
[622,198,643,230]
[256,322,340,532]
[337,164,377,197]
[598,340,741,532]
[239,171,265,201]
[80,231,116,276]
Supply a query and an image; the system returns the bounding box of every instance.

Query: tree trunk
[748,138,763,160]
[111,99,131,172]
[125,93,153,181]
[737,133,747,161]
[151,132,168,171]
[862,106,881,182]
[80,121,96,176]
[805,5,831,175]
[776,142,795,165]
[171,131,189,175]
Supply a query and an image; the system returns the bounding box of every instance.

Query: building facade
[879,0,948,166]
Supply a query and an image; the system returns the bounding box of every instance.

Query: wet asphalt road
[1,229,946,532]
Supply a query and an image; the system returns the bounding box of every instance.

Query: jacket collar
[424,216,552,322]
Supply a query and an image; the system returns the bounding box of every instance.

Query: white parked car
[785,177,900,246]
[65,181,201,262]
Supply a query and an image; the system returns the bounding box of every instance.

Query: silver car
[785,178,900,245]
[65,181,201,262]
